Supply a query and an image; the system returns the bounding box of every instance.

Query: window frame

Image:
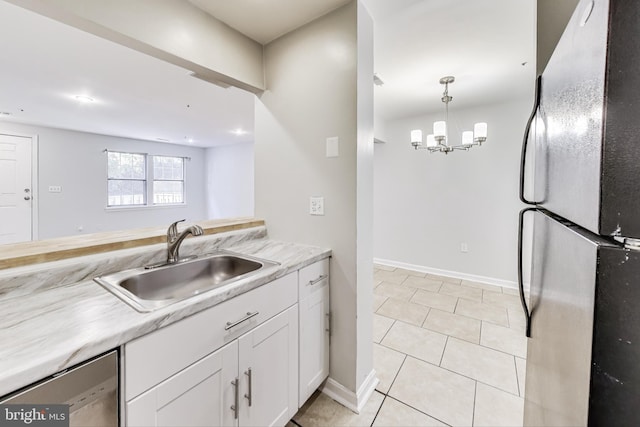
[151,155,186,206]
[106,150,148,208]
[105,151,188,210]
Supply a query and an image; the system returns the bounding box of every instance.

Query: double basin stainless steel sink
[94,251,279,312]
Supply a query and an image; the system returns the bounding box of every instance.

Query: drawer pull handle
[244,367,253,407]
[308,274,328,286]
[326,312,331,334]
[230,378,239,419]
[225,311,259,330]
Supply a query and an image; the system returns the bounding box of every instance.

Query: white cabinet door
[238,306,299,427]
[127,341,238,427]
[298,283,330,405]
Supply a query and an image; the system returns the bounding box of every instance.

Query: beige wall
[537,0,580,74]
[255,1,374,395]
[7,0,264,92]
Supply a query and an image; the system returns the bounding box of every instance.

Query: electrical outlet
[461,242,469,253]
[310,197,324,215]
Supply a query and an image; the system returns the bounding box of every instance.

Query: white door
[239,306,298,427]
[0,134,33,244]
[127,341,239,427]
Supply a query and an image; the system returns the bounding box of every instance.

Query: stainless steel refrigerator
[518,0,640,425]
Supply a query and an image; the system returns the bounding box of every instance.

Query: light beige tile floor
[292,265,528,427]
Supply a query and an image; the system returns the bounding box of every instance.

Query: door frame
[0,132,39,241]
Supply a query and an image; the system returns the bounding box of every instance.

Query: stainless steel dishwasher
[1,350,118,426]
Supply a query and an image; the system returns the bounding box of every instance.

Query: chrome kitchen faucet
[166,219,204,263]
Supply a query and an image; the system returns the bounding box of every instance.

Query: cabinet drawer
[298,258,329,299]
[125,272,297,401]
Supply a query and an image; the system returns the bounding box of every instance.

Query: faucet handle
[167,219,186,242]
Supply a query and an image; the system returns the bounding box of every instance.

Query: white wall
[205,142,254,219]
[0,122,207,239]
[9,0,264,92]
[255,0,375,401]
[355,0,374,392]
[374,97,532,286]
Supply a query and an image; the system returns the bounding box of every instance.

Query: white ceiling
[189,0,352,44]
[0,0,255,147]
[0,0,535,146]
[364,0,536,121]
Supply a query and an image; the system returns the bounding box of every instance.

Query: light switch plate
[48,185,62,193]
[326,137,339,157]
[310,197,324,215]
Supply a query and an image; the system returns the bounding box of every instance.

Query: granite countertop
[0,236,330,397]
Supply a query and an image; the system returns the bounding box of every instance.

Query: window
[153,156,184,204]
[107,151,146,206]
[107,151,186,208]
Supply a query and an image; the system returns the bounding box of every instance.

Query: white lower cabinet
[125,306,299,427]
[124,260,330,427]
[127,341,238,427]
[238,306,298,427]
[298,259,330,406]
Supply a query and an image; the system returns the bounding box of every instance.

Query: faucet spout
[167,223,204,263]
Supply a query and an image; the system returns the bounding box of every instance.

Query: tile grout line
[404,353,523,398]
[383,352,408,397]
[453,296,460,313]
[420,307,430,328]
[384,395,453,427]
[420,318,526,359]
[513,355,522,397]
[378,319,396,343]
[373,296,389,315]
[369,395,386,427]
[472,380,478,427]
[438,335,449,367]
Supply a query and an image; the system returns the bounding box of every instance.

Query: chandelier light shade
[411,76,488,154]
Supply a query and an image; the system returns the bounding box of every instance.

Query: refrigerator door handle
[519,75,542,206]
[518,207,536,338]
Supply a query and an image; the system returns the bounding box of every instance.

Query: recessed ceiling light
[74,95,94,103]
[0,112,11,116]
[231,128,248,136]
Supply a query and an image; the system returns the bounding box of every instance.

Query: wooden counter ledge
[0,217,265,270]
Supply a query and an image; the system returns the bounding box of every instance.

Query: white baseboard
[373,257,519,290]
[321,369,379,414]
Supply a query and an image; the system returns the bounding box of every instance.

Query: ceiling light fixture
[231,128,248,136]
[411,76,487,154]
[74,95,94,103]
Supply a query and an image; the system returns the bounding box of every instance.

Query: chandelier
[410,76,487,154]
